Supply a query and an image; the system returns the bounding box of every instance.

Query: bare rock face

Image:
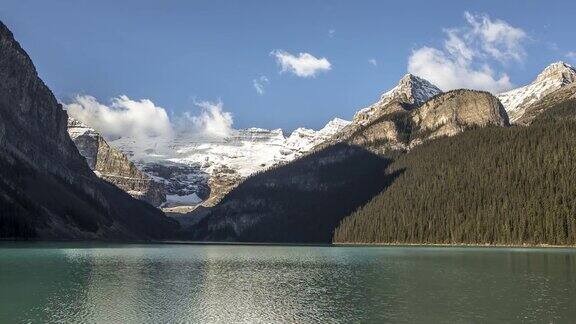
[410,90,509,144]
[202,165,243,207]
[0,20,176,240]
[67,118,166,206]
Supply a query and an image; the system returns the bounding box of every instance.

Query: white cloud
[408,12,527,93]
[66,95,173,141]
[177,100,233,138]
[271,50,331,78]
[65,95,234,142]
[328,29,335,38]
[408,47,512,92]
[253,75,269,95]
[566,51,576,59]
[368,58,378,67]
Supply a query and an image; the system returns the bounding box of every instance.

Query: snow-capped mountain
[110,118,350,208]
[353,73,442,125]
[285,118,351,152]
[498,62,576,123]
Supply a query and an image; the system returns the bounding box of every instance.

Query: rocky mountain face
[325,89,507,155]
[184,77,508,243]
[0,21,176,240]
[108,118,350,210]
[67,118,166,206]
[320,74,443,152]
[498,62,576,124]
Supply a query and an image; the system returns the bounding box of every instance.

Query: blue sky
[1,0,575,133]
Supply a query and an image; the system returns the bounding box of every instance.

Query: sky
[1,0,575,137]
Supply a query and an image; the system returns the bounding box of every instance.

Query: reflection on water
[0,243,575,323]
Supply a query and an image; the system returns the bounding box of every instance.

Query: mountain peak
[498,61,576,123]
[323,117,351,129]
[398,73,430,84]
[353,74,442,125]
[535,61,576,83]
[392,73,442,104]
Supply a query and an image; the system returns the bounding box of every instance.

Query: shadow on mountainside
[180,143,403,243]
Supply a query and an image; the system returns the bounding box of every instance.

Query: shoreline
[1,239,575,249]
[332,242,576,249]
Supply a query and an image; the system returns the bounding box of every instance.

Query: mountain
[184,84,507,243]
[325,89,508,154]
[0,21,176,240]
[334,93,576,245]
[498,62,576,124]
[353,73,442,125]
[67,117,166,206]
[108,118,350,211]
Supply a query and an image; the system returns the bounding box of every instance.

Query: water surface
[0,243,575,323]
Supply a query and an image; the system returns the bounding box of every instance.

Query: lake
[0,243,575,323]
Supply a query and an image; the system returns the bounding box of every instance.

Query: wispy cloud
[271,50,332,78]
[368,58,378,67]
[253,75,269,95]
[463,12,527,62]
[408,12,528,93]
[566,51,576,59]
[328,29,335,38]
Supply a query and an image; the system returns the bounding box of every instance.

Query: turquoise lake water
[0,243,575,323]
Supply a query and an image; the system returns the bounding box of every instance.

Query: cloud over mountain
[408,12,527,93]
[65,95,234,142]
[66,95,173,141]
[177,100,233,138]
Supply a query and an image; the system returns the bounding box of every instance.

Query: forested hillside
[186,144,398,243]
[334,98,576,245]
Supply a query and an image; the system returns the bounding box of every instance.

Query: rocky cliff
[67,118,166,206]
[409,90,509,144]
[0,21,176,240]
